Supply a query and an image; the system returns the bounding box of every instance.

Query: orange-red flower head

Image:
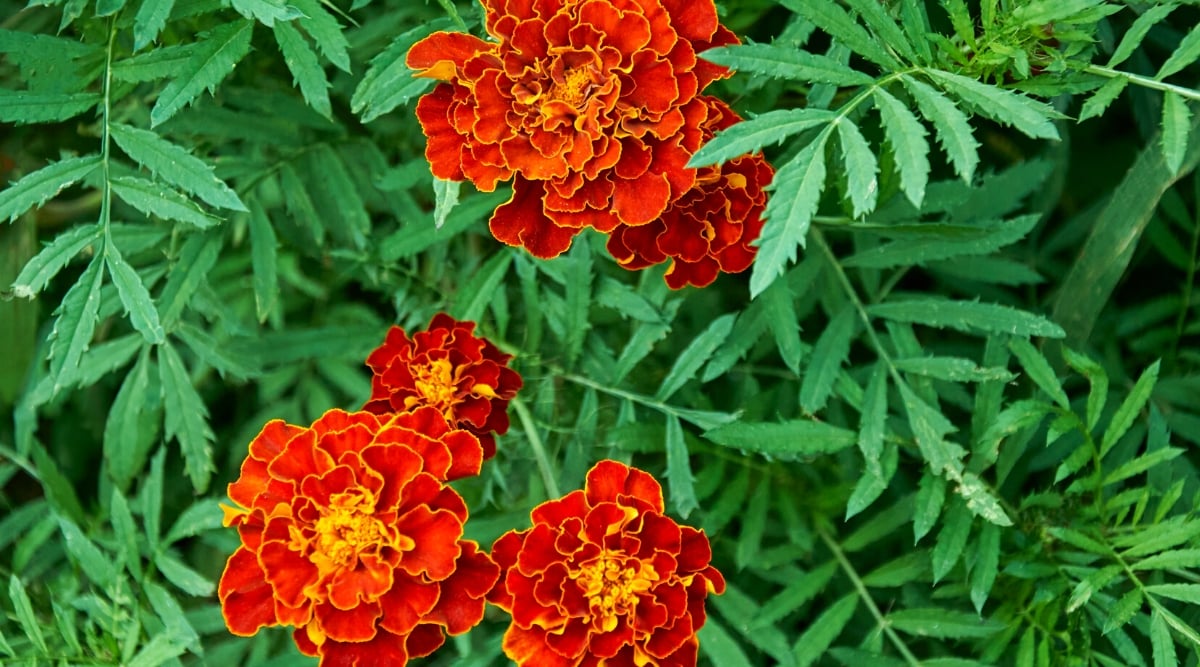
[407,0,737,259]
[607,97,773,289]
[364,313,522,460]
[489,460,726,667]
[218,408,499,666]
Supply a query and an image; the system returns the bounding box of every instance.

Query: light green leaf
[273,21,332,118]
[151,21,255,127]
[970,523,1000,612]
[105,238,164,344]
[800,304,856,413]
[1079,76,1129,122]
[700,43,874,86]
[0,91,99,125]
[303,144,370,246]
[1067,564,1122,612]
[105,352,157,492]
[1101,360,1160,455]
[1008,338,1069,407]
[837,119,878,218]
[351,21,451,122]
[247,200,278,323]
[914,470,946,542]
[134,0,176,50]
[793,593,858,667]
[754,561,838,628]
[657,313,736,401]
[899,382,963,472]
[1146,583,1200,605]
[9,574,46,653]
[735,483,770,570]
[11,223,102,298]
[48,253,104,392]
[751,130,831,297]
[113,44,195,82]
[782,0,900,68]
[562,236,593,368]
[1150,609,1177,667]
[868,298,1065,338]
[1011,0,1107,26]
[927,69,1061,140]
[689,108,835,169]
[1156,606,1200,650]
[843,216,1038,269]
[893,356,1014,382]
[163,499,224,545]
[1103,588,1144,634]
[1132,548,1200,571]
[1110,4,1177,68]
[903,75,979,182]
[698,618,754,667]
[665,415,697,519]
[156,552,215,596]
[232,0,302,26]
[432,177,460,229]
[290,0,351,72]
[704,419,857,460]
[957,471,1013,526]
[888,608,1006,638]
[110,176,220,228]
[159,341,215,493]
[157,229,223,326]
[110,123,245,211]
[842,0,919,62]
[1157,24,1200,80]
[876,87,929,206]
[1161,93,1191,176]
[1104,447,1183,486]
[1063,347,1108,431]
[381,190,505,261]
[932,500,971,582]
[57,517,117,588]
[453,251,513,323]
[847,364,891,519]
[0,155,102,224]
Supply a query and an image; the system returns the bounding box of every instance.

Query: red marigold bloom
[363,313,522,460]
[607,97,774,289]
[489,460,726,667]
[407,0,737,258]
[218,408,500,666]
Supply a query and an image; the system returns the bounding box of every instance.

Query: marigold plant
[488,460,726,666]
[363,313,522,459]
[406,0,740,262]
[218,408,499,665]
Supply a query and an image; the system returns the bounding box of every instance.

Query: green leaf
[689,108,835,169]
[842,0,919,62]
[111,124,245,212]
[1132,548,1200,571]
[1156,24,1200,80]
[1104,447,1183,486]
[1156,606,1200,650]
[899,382,963,472]
[893,356,1014,382]
[656,313,736,401]
[754,561,838,628]
[0,91,99,125]
[843,216,1038,269]
[903,75,980,182]
[232,0,303,26]
[1150,609,1177,667]
[736,482,770,569]
[1103,588,1144,634]
[10,223,102,298]
[1161,93,1191,176]
[142,448,165,548]
[1146,583,1200,605]
[700,43,874,86]
[134,0,176,50]
[800,304,856,413]
[1109,4,1177,68]
[247,200,278,323]
[381,190,506,261]
[110,176,220,228]
[783,0,900,68]
[113,44,195,82]
[970,522,1000,613]
[875,87,930,207]
[1008,338,1069,407]
[847,364,891,519]
[273,21,332,119]
[1079,76,1129,122]
[698,618,754,667]
[932,500,971,582]
[48,253,104,392]
[1067,564,1122,612]
[751,130,831,297]
[157,229,223,326]
[155,552,215,596]
[888,608,1005,638]
[1063,347,1108,431]
[57,517,117,588]
[105,238,164,345]
[432,177,460,230]
[837,119,878,218]
[704,419,857,460]
[9,575,46,653]
[0,155,102,224]
[562,236,593,368]
[665,415,698,519]
[352,21,451,122]
[762,273,806,374]
[868,298,1066,338]
[163,499,224,545]
[302,144,370,247]
[453,251,513,323]
[793,593,858,667]
[1101,360,1160,455]
[913,470,946,542]
[109,488,141,579]
[1011,0,1107,26]
[290,0,351,72]
[926,69,1061,140]
[151,21,255,127]
[958,471,1013,526]
[159,341,215,493]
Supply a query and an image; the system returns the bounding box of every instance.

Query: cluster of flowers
[408,0,774,288]
[219,314,725,666]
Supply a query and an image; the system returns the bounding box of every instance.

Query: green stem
[818,524,923,667]
[100,17,117,251]
[510,396,560,499]
[0,442,40,482]
[1169,200,1200,369]
[1085,65,1200,103]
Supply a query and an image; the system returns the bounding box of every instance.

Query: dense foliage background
[2,0,1200,664]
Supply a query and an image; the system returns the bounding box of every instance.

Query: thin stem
[1168,204,1200,369]
[0,443,40,482]
[510,396,560,499]
[818,524,923,667]
[1085,65,1200,103]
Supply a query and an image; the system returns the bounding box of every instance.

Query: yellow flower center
[406,357,459,416]
[309,489,410,571]
[572,552,659,632]
[547,67,594,108]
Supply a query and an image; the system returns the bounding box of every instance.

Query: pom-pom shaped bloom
[218,408,500,666]
[489,460,725,666]
[364,313,522,460]
[407,0,737,258]
[607,97,774,289]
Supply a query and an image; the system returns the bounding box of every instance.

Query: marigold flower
[218,408,499,666]
[363,313,522,460]
[607,97,773,289]
[489,460,726,667]
[407,0,737,258]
